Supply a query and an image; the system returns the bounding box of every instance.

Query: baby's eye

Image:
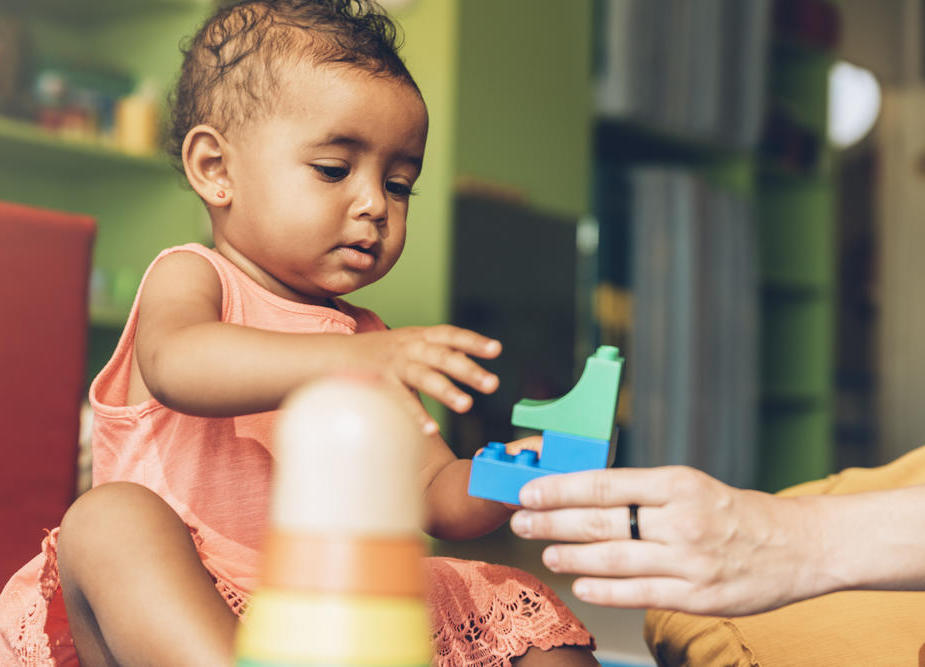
[386,180,415,198]
[312,164,349,181]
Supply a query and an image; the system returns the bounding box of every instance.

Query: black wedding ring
[629,504,641,540]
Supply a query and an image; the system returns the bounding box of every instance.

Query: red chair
[0,201,95,586]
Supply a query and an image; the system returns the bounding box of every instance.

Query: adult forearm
[819,485,925,593]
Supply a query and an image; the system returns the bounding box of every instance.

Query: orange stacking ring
[261,532,428,597]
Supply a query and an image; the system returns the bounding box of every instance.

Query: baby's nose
[353,184,388,221]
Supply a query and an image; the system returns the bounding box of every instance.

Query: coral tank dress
[0,244,593,666]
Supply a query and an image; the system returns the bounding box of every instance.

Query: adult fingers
[519,467,695,509]
[512,506,663,543]
[570,576,692,610]
[541,540,682,579]
[423,325,502,359]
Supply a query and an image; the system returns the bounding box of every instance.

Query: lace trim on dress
[189,526,250,619]
[215,579,249,618]
[7,533,590,667]
[213,556,593,667]
[11,530,61,666]
[427,557,595,667]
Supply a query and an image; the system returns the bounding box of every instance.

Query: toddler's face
[215,62,428,305]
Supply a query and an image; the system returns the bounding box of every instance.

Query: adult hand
[509,466,840,616]
[352,326,501,434]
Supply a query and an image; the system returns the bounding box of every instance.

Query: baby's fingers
[414,344,499,396]
[423,325,502,359]
[404,361,476,414]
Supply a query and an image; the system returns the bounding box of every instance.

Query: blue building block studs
[468,443,551,505]
[468,346,624,505]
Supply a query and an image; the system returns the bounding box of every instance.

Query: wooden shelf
[760,394,830,409]
[0,116,173,174]
[594,118,756,195]
[595,117,751,163]
[758,161,832,187]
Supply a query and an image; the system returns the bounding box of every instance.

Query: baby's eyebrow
[308,133,366,151]
[395,152,423,172]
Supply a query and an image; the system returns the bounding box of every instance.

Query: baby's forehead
[229,61,427,152]
[274,60,425,117]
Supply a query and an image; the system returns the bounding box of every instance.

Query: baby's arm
[134,252,499,429]
[419,433,540,540]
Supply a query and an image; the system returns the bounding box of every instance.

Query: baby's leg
[57,482,236,667]
[514,645,600,666]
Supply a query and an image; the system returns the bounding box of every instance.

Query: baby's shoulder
[139,245,222,307]
[148,245,219,281]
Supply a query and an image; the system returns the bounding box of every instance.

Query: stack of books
[627,168,759,488]
[596,0,771,151]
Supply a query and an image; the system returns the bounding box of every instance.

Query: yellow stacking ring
[235,589,432,665]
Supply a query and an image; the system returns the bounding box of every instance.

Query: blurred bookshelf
[756,0,839,492]
[0,115,172,172]
[0,1,213,380]
[592,0,839,491]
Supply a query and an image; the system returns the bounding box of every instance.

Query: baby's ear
[182,124,232,207]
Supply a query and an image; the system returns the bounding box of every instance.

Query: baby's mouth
[346,243,375,256]
[340,239,379,258]
[337,242,379,270]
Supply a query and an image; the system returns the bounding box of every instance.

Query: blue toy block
[468,443,554,505]
[469,346,625,505]
[540,430,611,473]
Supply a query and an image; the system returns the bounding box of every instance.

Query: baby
[0,2,598,665]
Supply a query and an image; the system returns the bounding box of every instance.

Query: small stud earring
[216,190,227,199]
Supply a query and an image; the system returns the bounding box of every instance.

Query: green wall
[455,0,593,218]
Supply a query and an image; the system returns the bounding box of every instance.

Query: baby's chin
[320,267,394,295]
[298,276,379,304]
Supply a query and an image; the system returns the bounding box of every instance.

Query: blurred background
[0,0,919,662]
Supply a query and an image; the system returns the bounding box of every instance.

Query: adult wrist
[797,494,860,595]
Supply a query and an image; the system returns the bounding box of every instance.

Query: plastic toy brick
[468,431,613,504]
[468,345,624,505]
[468,443,553,505]
[539,430,611,473]
[511,345,624,441]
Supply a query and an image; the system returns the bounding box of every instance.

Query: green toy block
[511,345,623,441]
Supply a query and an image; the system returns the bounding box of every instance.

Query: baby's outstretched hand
[352,325,501,434]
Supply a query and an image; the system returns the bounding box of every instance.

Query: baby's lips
[342,236,379,255]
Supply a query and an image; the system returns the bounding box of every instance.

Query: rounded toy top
[272,374,425,536]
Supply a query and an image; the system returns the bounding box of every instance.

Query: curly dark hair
[167,0,419,171]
